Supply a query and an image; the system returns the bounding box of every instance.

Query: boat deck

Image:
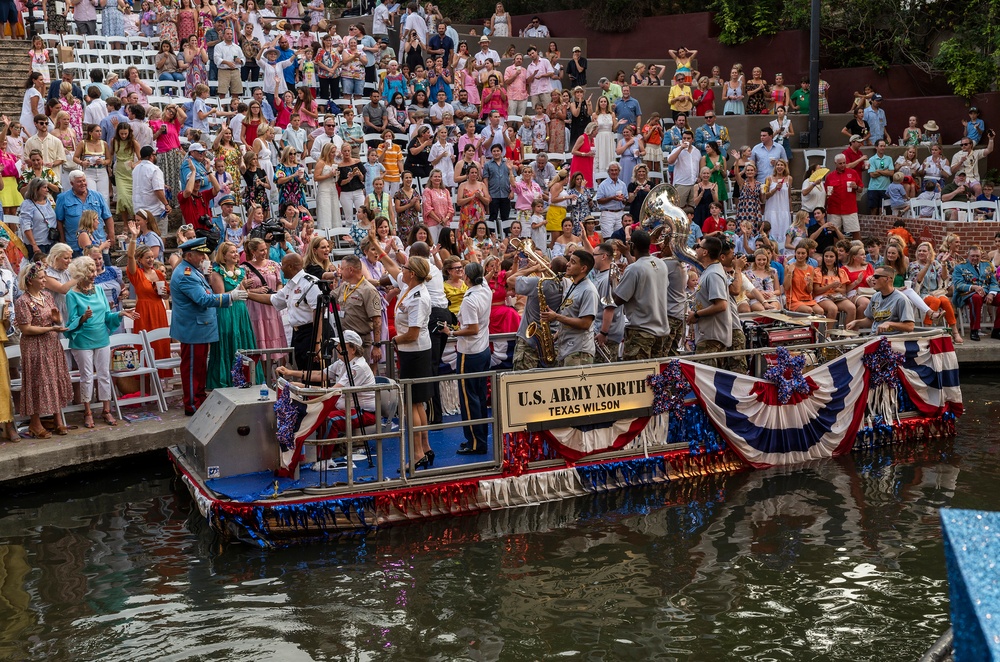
[204,414,494,502]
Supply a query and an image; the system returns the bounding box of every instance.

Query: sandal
[54,426,68,436]
[102,411,118,426]
[83,413,94,429]
[28,427,51,439]
[3,424,20,442]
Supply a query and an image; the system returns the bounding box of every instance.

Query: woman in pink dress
[570,121,597,187]
[176,0,197,44]
[242,237,287,354]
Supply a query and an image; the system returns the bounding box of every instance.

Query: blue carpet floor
[206,413,494,502]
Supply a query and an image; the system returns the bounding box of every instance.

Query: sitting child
[914,180,941,219]
[975,180,998,220]
[885,172,911,216]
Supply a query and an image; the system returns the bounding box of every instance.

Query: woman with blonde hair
[73,123,111,203]
[252,123,278,209]
[15,261,74,439]
[58,82,83,140]
[313,140,341,230]
[393,254,434,469]
[65,256,140,428]
[303,235,336,280]
[208,241,262,388]
[631,63,649,87]
[242,236,287,353]
[910,240,962,343]
[51,111,77,192]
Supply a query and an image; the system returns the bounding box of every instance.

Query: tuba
[510,238,558,367]
[639,183,703,273]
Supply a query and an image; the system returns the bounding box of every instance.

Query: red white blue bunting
[891,336,963,416]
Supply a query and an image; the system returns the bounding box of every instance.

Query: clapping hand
[121,308,140,321]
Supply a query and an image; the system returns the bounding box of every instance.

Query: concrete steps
[0,40,33,121]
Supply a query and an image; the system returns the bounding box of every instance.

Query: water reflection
[0,379,997,661]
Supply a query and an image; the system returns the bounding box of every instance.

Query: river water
[1,376,997,662]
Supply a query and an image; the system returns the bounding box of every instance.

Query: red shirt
[825,168,862,215]
[840,146,866,179]
[702,215,727,234]
[180,188,215,229]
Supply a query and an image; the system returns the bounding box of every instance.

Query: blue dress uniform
[170,238,235,414]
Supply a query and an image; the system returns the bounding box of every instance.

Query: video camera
[248,220,286,245]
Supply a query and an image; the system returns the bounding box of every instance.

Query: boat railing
[278,377,412,492]
[234,328,949,496]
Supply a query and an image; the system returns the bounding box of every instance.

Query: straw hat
[923,120,940,132]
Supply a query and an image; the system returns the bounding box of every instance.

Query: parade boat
[168,328,962,548]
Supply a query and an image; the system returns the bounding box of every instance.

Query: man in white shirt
[951,130,996,197]
[473,35,501,71]
[132,146,171,235]
[213,28,245,98]
[666,128,701,212]
[372,0,391,39]
[83,87,108,125]
[522,16,550,39]
[309,116,346,161]
[400,2,426,60]
[443,262,492,454]
[428,90,454,126]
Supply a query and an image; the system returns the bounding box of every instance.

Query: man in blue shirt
[863,94,887,143]
[595,163,629,238]
[47,70,83,102]
[204,17,224,95]
[749,128,785,180]
[867,139,894,212]
[99,96,128,143]
[614,86,641,135]
[252,87,275,123]
[55,170,113,256]
[427,23,455,71]
[482,144,514,235]
[276,35,297,91]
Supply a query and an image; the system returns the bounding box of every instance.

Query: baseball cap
[188,143,207,152]
[872,93,883,101]
[849,134,863,143]
[572,46,581,52]
[335,330,364,348]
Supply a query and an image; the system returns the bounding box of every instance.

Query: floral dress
[746,80,770,115]
[101,1,125,36]
[176,8,197,44]
[60,99,83,140]
[458,185,487,237]
[547,102,567,154]
[394,187,420,238]
[217,145,243,206]
[14,291,73,417]
[275,163,305,208]
[736,178,763,230]
[568,187,597,236]
[244,167,271,218]
[159,7,179,52]
[181,48,207,98]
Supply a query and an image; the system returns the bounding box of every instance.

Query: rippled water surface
[2,376,999,661]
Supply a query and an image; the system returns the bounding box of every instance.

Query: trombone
[510,237,558,278]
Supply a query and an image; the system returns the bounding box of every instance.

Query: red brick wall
[859,215,1000,249]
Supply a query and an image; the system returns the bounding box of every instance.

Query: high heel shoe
[414,450,435,469]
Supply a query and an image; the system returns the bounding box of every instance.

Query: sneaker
[971,330,981,341]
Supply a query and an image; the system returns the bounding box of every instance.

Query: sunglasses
[873,274,890,280]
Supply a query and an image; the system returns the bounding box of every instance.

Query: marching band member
[656,228,694,356]
[541,251,599,366]
[506,256,567,370]
[593,242,625,362]
[688,234,731,368]
[612,229,673,360]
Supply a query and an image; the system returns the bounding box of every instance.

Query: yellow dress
[0,319,13,424]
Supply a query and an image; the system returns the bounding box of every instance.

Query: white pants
[428,224,442,244]
[900,287,932,318]
[339,189,366,226]
[599,210,623,239]
[73,345,112,403]
[315,179,342,230]
[85,167,110,206]
[384,181,401,197]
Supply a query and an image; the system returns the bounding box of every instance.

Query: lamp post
[809,0,821,147]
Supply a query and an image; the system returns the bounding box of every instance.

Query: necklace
[28,290,45,304]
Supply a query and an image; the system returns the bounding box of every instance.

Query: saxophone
[526,277,558,367]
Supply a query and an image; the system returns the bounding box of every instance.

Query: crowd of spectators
[0,0,994,446]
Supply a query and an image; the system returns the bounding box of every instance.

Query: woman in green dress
[207,241,263,389]
[112,123,140,225]
[701,140,729,204]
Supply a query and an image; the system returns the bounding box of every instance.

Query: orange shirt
[787,264,818,307]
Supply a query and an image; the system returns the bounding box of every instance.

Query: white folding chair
[942,200,970,222]
[803,149,826,169]
[107,331,167,419]
[143,327,181,388]
[5,345,27,424]
[913,199,942,220]
[969,200,999,221]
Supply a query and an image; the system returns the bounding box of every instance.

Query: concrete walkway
[0,406,189,485]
